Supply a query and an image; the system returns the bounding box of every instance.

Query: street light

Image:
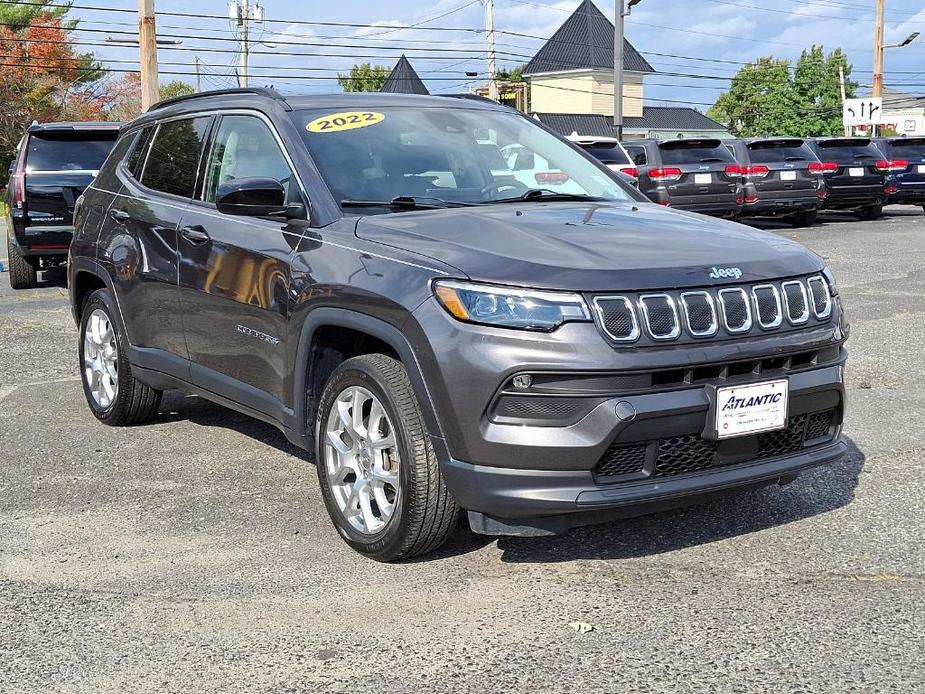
[106,36,182,46]
[885,32,920,49]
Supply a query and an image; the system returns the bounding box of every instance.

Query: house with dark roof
[380,55,429,95]
[524,0,730,139]
[523,0,653,120]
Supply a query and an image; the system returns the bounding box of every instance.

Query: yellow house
[522,0,654,119]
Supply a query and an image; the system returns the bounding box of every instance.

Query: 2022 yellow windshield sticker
[306,111,385,133]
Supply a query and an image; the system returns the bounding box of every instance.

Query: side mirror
[215,177,287,217]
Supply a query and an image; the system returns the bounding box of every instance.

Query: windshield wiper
[488,189,608,204]
[340,195,474,210]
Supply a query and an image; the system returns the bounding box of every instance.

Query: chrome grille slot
[752,284,782,329]
[807,275,832,319]
[718,288,752,333]
[782,280,809,324]
[639,294,680,340]
[680,291,718,337]
[593,296,639,342]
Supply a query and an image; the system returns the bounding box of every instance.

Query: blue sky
[68,0,925,108]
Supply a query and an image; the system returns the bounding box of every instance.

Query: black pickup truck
[5,121,119,289]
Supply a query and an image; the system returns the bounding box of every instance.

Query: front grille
[640,294,680,339]
[593,296,639,341]
[680,291,718,337]
[753,284,782,328]
[718,288,752,333]
[595,444,648,477]
[591,275,835,346]
[782,281,809,324]
[592,408,838,481]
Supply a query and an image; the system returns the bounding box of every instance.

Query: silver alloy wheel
[83,308,119,409]
[324,385,401,535]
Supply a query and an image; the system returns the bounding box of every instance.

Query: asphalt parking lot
[1,209,923,693]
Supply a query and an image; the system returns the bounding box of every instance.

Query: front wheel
[315,354,459,561]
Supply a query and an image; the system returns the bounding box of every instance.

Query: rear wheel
[791,210,818,228]
[855,204,882,221]
[315,354,459,562]
[7,236,37,290]
[79,289,162,425]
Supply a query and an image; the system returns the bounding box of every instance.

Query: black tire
[855,204,882,221]
[78,289,162,426]
[315,353,459,561]
[7,235,37,290]
[791,210,818,228]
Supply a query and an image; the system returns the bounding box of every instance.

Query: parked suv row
[68,89,848,561]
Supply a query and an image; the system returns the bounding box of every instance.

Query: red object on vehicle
[817,189,828,200]
[11,152,25,210]
[742,165,769,178]
[724,164,742,176]
[874,159,908,172]
[808,162,838,174]
[885,183,899,195]
[656,200,671,206]
[619,166,639,178]
[534,171,569,184]
[649,167,683,181]
[744,194,759,204]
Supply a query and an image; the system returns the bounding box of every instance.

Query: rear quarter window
[140,117,211,198]
[25,131,118,172]
[126,127,154,178]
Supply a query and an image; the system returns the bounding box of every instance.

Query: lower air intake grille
[493,396,588,421]
[592,409,838,481]
[594,443,648,477]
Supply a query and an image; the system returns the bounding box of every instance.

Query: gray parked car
[68,89,848,560]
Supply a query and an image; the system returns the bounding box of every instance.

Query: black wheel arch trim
[292,307,445,449]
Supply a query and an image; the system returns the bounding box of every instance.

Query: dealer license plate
[715,379,789,439]
[694,173,712,185]
[918,165,925,174]
[780,170,797,181]
[849,167,864,177]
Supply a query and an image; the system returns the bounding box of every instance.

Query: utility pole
[230,0,263,88]
[195,56,202,92]
[485,0,498,101]
[839,65,849,136]
[138,0,159,110]
[872,0,885,98]
[614,0,642,139]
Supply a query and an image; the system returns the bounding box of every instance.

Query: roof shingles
[523,0,653,76]
[380,55,429,95]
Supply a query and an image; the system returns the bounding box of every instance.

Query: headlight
[822,266,839,295]
[433,280,591,331]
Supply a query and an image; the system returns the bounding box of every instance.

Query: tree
[496,65,526,82]
[708,47,857,138]
[158,80,195,100]
[105,76,196,122]
[337,63,390,92]
[0,10,105,182]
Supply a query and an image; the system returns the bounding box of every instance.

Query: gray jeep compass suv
[69,89,848,561]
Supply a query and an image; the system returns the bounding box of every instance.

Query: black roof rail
[148,87,291,112]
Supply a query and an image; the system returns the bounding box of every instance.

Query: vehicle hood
[354,201,823,291]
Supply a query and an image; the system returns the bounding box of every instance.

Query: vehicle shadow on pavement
[492,439,865,564]
[156,391,313,463]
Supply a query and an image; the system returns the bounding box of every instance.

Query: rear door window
[25,131,118,172]
[747,141,813,164]
[141,117,211,198]
[658,141,736,166]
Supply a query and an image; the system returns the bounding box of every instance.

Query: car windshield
[26,131,117,172]
[295,106,632,210]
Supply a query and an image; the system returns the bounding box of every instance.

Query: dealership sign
[843,98,883,126]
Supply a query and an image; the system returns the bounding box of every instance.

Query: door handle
[109,208,130,223]
[180,225,211,245]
